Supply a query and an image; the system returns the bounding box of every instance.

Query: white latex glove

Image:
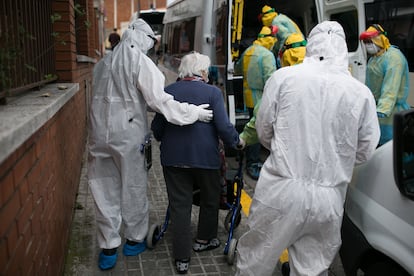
[236,136,246,150]
[197,104,213,122]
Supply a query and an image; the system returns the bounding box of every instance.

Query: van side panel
[343,142,414,275]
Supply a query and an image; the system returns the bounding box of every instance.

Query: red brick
[27,161,41,195]
[5,237,24,276]
[0,171,14,204]
[35,135,48,159]
[0,152,17,179]
[18,178,30,206]
[56,60,76,71]
[0,239,8,269]
[52,2,71,13]
[16,194,33,235]
[21,223,32,256]
[13,146,36,188]
[5,223,18,258]
[31,200,43,236]
[0,194,19,237]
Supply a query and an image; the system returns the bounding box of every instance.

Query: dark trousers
[162,166,221,260]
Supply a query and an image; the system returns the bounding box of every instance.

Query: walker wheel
[224,204,242,232]
[147,224,160,249]
[227,238,238,265]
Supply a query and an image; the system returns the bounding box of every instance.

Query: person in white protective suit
[235,21,380,276]
[88,18,213,271]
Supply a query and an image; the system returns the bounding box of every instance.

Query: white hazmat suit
[88,19,213,251]
[235,21,380,276]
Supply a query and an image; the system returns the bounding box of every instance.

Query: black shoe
[281,262,290,276]
[192,238,220,252]
[175,258,190,274]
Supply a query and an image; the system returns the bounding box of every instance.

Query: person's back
[236,26,277,109]
[154,80,238,168]
[258,22,379,194]
[261,59,375,190]
[236,21,380,276]
[260,5,304,61]
[151,51,240,274]
[234,26,277,180]
[239,44,275,108]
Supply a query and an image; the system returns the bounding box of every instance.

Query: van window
[163,18,195,56]
[163,18,196,72]
[331,9,359,52]
[365,0,414,71]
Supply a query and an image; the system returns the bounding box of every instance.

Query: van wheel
[363,260,409,276]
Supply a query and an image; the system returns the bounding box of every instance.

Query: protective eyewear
[278,40,307,58]
[147,34,158,44]
[359,24,387,41]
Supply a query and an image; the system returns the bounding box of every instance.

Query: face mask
[365,42,380,55]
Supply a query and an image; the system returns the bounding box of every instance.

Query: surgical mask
[365,42,380,55]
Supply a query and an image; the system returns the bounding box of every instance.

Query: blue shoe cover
[123,241,146,256]
[98,251,118,270]
[247,163,262,180]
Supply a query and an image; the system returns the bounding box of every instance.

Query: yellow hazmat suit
[360,24,411,145]
[260,5,304,64]
[235,26,277,109]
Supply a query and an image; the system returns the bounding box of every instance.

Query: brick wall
[0,0,97,274]
[0,89,87,275]
[105,0,167,30]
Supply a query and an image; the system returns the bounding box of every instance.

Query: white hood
[304,21,349,71]
[121,18,156,53]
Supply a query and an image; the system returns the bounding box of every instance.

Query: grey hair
[178,52,211,78]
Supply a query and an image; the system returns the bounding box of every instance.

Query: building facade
[103,0,167,48]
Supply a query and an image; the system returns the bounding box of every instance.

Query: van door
[226,0,246,126]
[317,0,367,83]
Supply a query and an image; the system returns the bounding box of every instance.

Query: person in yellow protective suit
[234,26,278,180]
[239,32,306,147]
[360,24,411,146]
[260,5,305,68]
[279,33,307,67]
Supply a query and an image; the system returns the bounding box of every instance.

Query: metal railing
[0,0,55,103]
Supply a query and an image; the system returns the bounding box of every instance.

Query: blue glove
[377,112,386,118]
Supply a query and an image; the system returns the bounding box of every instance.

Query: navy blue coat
[151,79,239,169]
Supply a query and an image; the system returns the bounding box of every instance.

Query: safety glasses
[147,34,158,44]
[278,40,307,59]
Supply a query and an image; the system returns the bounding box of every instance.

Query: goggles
[147,34,158,44]
[279,40,307,58]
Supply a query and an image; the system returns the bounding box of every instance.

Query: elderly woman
[151,52,243,274]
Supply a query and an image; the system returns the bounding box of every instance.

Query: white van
[161,0,413,128]
[340,109,414,276]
